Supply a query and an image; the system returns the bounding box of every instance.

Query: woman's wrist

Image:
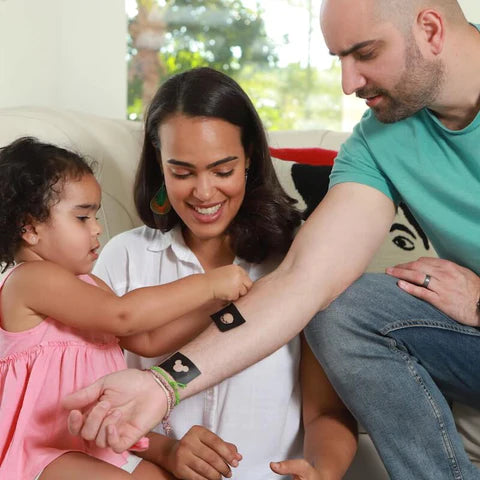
[144,432,178,469]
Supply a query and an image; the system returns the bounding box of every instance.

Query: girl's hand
[270,459,325,480]
[205,265,253,301]
[165,425,241,480]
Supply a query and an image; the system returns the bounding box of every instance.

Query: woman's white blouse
[93,225,302,479]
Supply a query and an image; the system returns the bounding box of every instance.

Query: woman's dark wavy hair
[135,67,302,263]
[0,137,93,271]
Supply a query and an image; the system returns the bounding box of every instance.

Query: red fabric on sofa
[269,147,337,166]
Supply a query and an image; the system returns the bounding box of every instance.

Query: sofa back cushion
[269,144,437,273]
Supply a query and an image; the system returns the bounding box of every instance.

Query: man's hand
[62,368,167,452]
[270,459,325,480]
[386,257,480,326]
[165,425,241,480]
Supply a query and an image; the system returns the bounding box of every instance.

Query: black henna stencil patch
[159,352,201,384]
[211,303,246,332]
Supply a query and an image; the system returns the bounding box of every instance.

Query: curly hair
[135,67,302,263]
[0,137,94,271]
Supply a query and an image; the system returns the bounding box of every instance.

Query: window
[126,0,366,131]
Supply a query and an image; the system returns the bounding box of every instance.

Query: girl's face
[30,174,102,275]
[159,114,249,249]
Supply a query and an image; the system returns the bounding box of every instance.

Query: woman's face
[158,114,249,246]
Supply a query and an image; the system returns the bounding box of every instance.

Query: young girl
[0,137,251,480]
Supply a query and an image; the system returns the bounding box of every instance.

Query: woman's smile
[189,201,225,223]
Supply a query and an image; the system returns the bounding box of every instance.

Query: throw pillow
[270,146,436,273]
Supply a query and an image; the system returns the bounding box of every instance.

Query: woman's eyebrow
[167,156,238,169]
[207,156,238,168]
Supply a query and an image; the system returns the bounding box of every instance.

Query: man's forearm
[173,265,324,398]
[166,184,395,399]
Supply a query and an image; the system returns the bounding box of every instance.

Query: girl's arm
[92,275,223,357]
[119,301,224,357]
[271,335,358,480]
[4,261,251,336]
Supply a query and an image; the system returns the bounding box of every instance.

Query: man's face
[355,37,445,123]
[321,0,444,123]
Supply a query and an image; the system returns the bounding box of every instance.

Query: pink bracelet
[146,367,175,436]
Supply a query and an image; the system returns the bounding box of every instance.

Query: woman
[93,67,357,479]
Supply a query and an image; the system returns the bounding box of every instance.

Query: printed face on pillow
[290,164,430,253]
[389,204,430,252]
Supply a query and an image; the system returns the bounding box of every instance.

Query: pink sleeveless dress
[0,269,133,479]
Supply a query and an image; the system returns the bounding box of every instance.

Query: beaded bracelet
[151,366,186,406]
[146,367,176,436]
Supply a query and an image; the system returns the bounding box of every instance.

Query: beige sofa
[1,106,478,479]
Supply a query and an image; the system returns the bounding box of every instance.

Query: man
[65,1,480,478]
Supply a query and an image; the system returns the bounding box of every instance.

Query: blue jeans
[305,273,480,480]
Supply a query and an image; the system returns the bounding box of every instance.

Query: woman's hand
[62,369,167,452]
[386,257,480,326]
[165,425,241,480]
[205,265,253,301]
[270,459,326,480]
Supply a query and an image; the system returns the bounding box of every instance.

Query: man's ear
[416,9,445,56]
[21,224,39,246]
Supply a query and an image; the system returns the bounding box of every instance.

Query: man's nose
[341,58,367,96]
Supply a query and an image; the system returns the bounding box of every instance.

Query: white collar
[145,224,250,269]
[146,225,199,264]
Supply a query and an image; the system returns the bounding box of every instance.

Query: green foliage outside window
[127,0,342,131]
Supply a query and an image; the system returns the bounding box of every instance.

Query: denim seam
[380,320,480,337]
[390,341,464,480]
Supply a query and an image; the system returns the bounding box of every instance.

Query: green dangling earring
[150,182,171,215]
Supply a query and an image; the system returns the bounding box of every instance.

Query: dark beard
[357,40,445,123]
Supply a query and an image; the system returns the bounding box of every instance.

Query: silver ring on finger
[422,273,431,289]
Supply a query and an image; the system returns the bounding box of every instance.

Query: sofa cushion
[269,145,437,273]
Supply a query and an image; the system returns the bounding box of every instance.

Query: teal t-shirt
[330,37,480,274]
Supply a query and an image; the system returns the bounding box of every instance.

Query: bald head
[373,0,466,31]
[321,0,466,36]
